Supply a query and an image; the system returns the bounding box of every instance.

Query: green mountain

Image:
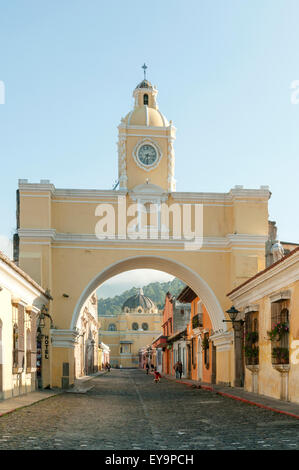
[97,278,185,316]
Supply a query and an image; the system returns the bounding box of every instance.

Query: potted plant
[267,322,289,342]
[272,347,289,364]
[244,345,259,364]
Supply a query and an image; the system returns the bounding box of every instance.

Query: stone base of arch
[210,331,234,386]
[51,329,78,388]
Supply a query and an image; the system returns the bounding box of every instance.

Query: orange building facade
[178,287,216,384]
[155,287,216,384]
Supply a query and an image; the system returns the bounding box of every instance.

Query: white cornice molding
[18,229,267,249]
[244,304,259,313]
[172,187,270,203]
[51,329,78,348]
[118,124,176,133]
[269,290,291,303]
[18,182,55,193]
[209,331,233,351]
[226,234,268,247]
[19,184,127,199]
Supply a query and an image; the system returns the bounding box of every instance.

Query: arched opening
[71,255,226,333]
[143,93,148,105]
[67,256,227,380]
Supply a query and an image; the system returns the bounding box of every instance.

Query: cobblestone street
[0,369,299,450]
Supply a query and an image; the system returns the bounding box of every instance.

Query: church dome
[121,71,169,127]
[135,79,153,89]
[124,106,169,127]
[122,288,157,312]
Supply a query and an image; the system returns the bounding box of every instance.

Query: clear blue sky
[0,0,299,259]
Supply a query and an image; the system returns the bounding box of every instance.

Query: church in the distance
[98,288,162,368]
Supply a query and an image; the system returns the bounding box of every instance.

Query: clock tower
[118,69,176,193]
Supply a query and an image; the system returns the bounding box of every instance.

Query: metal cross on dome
[142,63,148,80]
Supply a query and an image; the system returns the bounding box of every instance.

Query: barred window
[17,304,25,370]
[132,322,139,330]
[204,333,210,369]
[271,301,289,364]
[245,311,259,365]
[13,323,18,369]
[192,337,196,369]
[108,323,117,331]
[26,329,31,371]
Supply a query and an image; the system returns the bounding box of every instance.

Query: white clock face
[138,144,157,166]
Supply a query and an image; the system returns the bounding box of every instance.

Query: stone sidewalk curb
[161,373,299,420]
[66,370,108,393]
[0,390,61,418]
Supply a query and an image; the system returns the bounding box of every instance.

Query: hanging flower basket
[267,322,289,342]
[272,347,289,364]
[244,345,259,358]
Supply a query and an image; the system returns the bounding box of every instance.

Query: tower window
[143,94,148,105]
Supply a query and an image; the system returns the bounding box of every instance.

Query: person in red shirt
[153,368,161,383]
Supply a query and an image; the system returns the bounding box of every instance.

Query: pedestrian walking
[153,368,161,383]
[174,361,183,379]
[177,361,183,379]
[174,361,179,379]
[145,363,150,375]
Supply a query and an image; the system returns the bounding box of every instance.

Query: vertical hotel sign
[44,335,49,359]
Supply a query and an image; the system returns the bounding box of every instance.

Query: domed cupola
[122,288,157,313]
[123,66,169,127]
[135,79,153,89]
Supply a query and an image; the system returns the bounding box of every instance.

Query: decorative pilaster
[118,134,127,190]
[167,137,176,192]
[273,364,290,401]
[246,365,259,393]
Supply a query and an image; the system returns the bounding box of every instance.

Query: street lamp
[224,305,244,387]
[224,306,243,324]
[39,305,54,329]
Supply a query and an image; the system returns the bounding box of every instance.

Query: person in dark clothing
[177,361,183,379]
[145,363,150,375]
[174,361,183,379]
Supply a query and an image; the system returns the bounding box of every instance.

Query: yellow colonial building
[98,288,162,368]
[15,73,271,388]
[228,247,299,403]
[0,250,50,399]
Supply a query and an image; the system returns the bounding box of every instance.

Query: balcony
[192,314,203,330]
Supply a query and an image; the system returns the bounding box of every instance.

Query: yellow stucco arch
[70,255,227,333]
